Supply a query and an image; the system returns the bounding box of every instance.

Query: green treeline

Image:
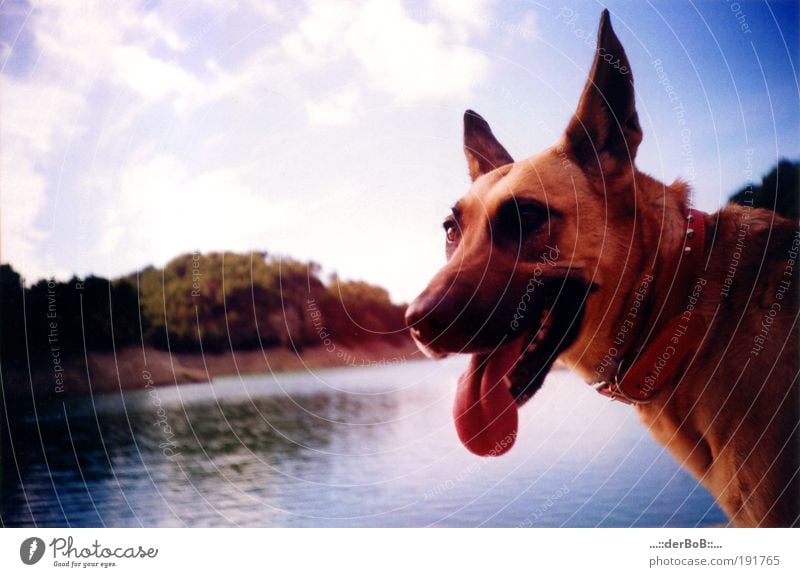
[728,159,799,219]
[0,252,408,369]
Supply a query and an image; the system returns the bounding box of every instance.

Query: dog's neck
[602,207,708,402]
[562,172,699,387]
[626,177,704,360]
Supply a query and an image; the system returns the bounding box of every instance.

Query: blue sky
[1,0,798,302]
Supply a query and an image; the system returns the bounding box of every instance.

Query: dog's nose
[405,295,431,329]
[405,293,453,340]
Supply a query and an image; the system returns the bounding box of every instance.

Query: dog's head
[406,10,647,456]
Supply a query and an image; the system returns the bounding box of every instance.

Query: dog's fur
[406,11,799,527]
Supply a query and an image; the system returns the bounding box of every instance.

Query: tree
[0,265,25,364]
[1,251,410,360]
[134,252,329,352]
[318,275,408,347]
[729,159,799,220]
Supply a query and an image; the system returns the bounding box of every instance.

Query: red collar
[593,209,708,404]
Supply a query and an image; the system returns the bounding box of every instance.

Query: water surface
[1,359,726,527]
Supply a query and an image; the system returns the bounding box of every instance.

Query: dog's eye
[443,219,458,244]
[492,198,550,247]
[515,202,547,229]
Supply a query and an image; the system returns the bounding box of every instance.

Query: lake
[1,359,726,527]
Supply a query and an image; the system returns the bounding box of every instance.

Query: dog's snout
[404,298,424,328]
[407,261,517,354]
[405,292,455,339]
[406,293,439,330]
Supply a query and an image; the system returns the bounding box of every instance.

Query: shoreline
[6,340,422,397]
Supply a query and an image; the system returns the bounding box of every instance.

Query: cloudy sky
[1,0,798,302]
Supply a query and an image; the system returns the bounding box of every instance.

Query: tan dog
[405,10,799,527]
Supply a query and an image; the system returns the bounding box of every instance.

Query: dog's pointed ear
[463,110,514,181]
[564,10,641,171]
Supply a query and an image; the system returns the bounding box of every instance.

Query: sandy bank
[7,340,421,397]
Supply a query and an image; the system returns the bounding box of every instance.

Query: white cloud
[282,1,353,67]
[138,11,188,52]
[431,0,492,39]
[1,0,511,288]
[1,1,222,280]
[31,1,126,89]
[509,11,537,45]
[0,81,85,156]
[284,0,490,104]
[29,0,212,111]
[306,86,362,126]
[348,0,488,102]
[239,0,280,20]
[112,45,200,105]
[0,150,48,280]
[0,41,11,66]
[94,154,291,274]
[0,74,86,280]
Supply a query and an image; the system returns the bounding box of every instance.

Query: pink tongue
[453,344,520,457]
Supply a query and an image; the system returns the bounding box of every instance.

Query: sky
[1,0,798,303]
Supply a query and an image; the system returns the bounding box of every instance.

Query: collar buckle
[592,374,636,405]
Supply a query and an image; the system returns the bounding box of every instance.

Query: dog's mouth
[452,287,586,457]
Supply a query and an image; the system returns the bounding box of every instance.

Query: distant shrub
[1,252,408,362]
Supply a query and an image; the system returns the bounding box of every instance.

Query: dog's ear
[463,110,514,181]
[564,10,641,172]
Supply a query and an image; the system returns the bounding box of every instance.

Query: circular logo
[20,537,46,565]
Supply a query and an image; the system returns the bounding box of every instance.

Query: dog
[405,10,799,528]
